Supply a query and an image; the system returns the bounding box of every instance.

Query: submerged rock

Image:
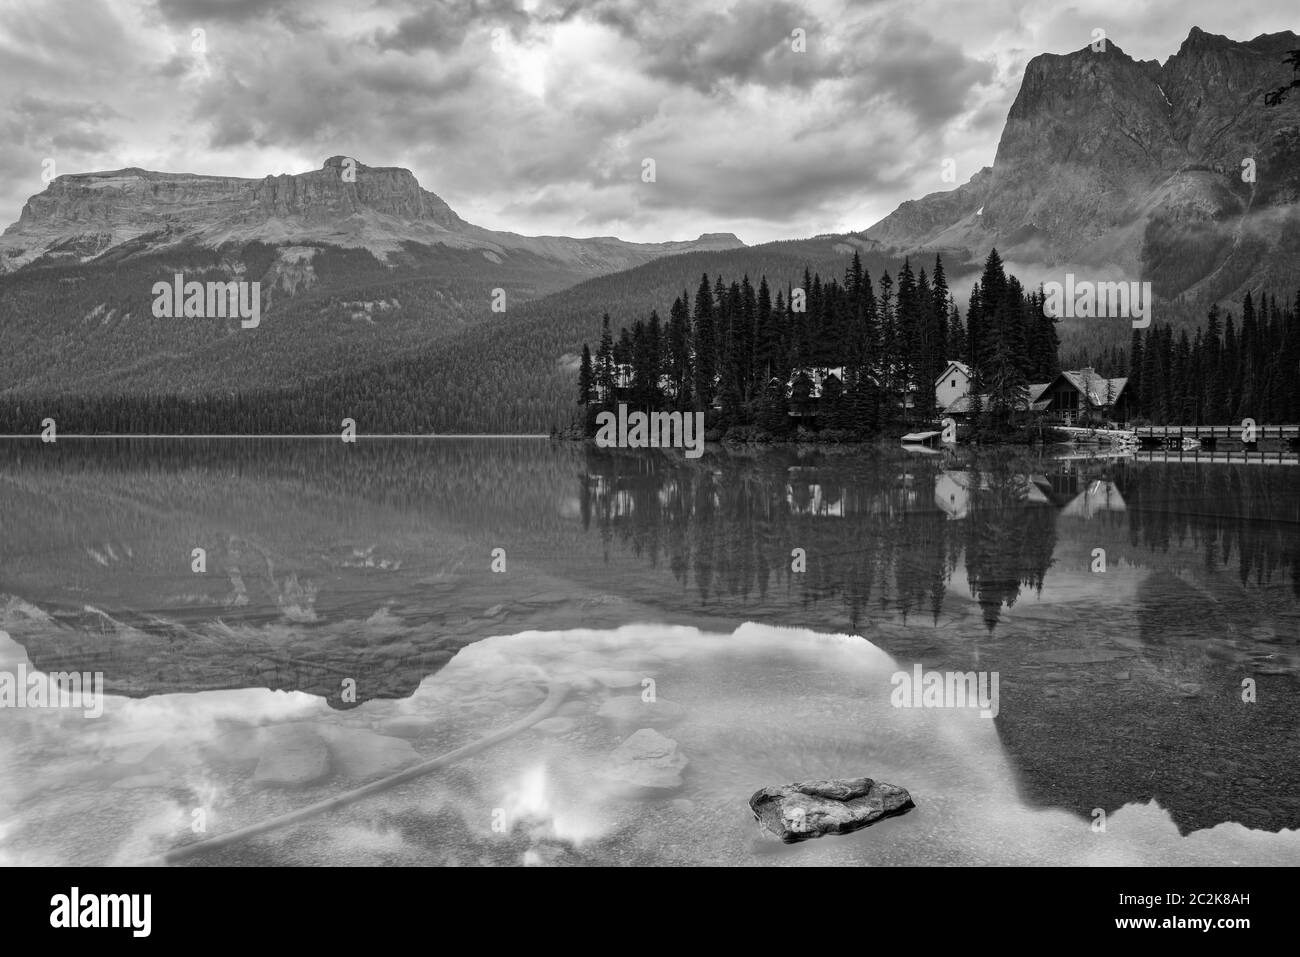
[602,728,689,794]
[225,722,417,787]
[252,725,330,787]
[318,726,419,781]
[749,776,914,843]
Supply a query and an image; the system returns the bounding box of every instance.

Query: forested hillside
[0,239,604,396]
[0,236,899,433]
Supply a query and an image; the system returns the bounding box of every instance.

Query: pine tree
[948,303,965,362]
[596,313,615,405]
[578,344,594,405]
[878,270,895,413]
[667,294,692,409]
[740,274,758,400]
[692,274,716,411]
[895,259,920,421]
[930,254,951,381]
[1127,327,1144,419]
[1203,304,1224,423]
[756,276,775,384]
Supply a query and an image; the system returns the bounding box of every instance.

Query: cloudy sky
[1,0,1296,244]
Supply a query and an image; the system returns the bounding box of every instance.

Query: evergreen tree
[895,259,920,420]
[1127,327,1144,418]
[596,313,615,404]
[667,294,692,409]
[756,276,776,383]
[692,274,717,410]
[1203,304,1224,423]
[577,343,594,405]
[948,303,965,363]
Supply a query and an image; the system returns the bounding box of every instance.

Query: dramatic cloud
[0,0,1295,242]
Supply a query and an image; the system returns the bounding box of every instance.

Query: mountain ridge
[862,27,1300,307]
[1,155,745,274]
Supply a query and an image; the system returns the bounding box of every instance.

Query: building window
[951,379,956,388]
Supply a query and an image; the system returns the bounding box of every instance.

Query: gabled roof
[936,360,972,383]
[1056,370,1128,406]
[787,366,845,399]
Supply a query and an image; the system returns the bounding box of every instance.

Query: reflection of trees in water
[1,437,582,534]
[1122,464,1300,595]
[961,465,1059,631]
[582,448,1060,631]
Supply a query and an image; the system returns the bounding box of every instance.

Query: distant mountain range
[1,26,1296,430]
[0,155,743,275]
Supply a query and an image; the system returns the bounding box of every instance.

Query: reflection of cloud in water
[499,763,611,854]
[2,624,1296,866]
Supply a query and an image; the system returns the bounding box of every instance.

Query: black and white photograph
[0,0,1297,921]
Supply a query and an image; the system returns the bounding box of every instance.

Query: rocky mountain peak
[864,27,1300,306]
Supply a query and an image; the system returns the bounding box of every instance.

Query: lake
[1,438,1297,866]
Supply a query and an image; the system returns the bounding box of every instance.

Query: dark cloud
[156,53,191,78]
[154,0,305,25]
[374,0,534,54]
[2,95,119,157]
[838,20,996,124]
[595,0,850,93]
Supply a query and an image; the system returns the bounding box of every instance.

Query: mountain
[864,28,1300,308]
[0,155,743,275]
[0,157,741,397]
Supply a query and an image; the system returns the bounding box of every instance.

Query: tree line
[1126,289,1300,424]
[577,249,1061,437]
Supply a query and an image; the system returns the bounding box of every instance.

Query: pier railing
[1132,424,1300,447]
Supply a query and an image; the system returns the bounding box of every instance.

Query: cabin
[935,358,1051,417]
[785,367,846,419]
[1038,369,1129,426]
[935,361,972,414]
[935,361,1125,424]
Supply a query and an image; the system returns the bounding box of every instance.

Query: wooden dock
[1133,424,1300,446]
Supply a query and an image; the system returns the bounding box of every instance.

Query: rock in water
[318,726,419,781]
[252,725,330,787]
[749,777,914,843]
[602,729,689,795]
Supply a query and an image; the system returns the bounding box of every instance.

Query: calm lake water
[1,438,1298,866]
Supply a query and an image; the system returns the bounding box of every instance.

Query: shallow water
[1,438,1297,865]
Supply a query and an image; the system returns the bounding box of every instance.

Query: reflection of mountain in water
[998,563,1300,836]
[0,438,599,708]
